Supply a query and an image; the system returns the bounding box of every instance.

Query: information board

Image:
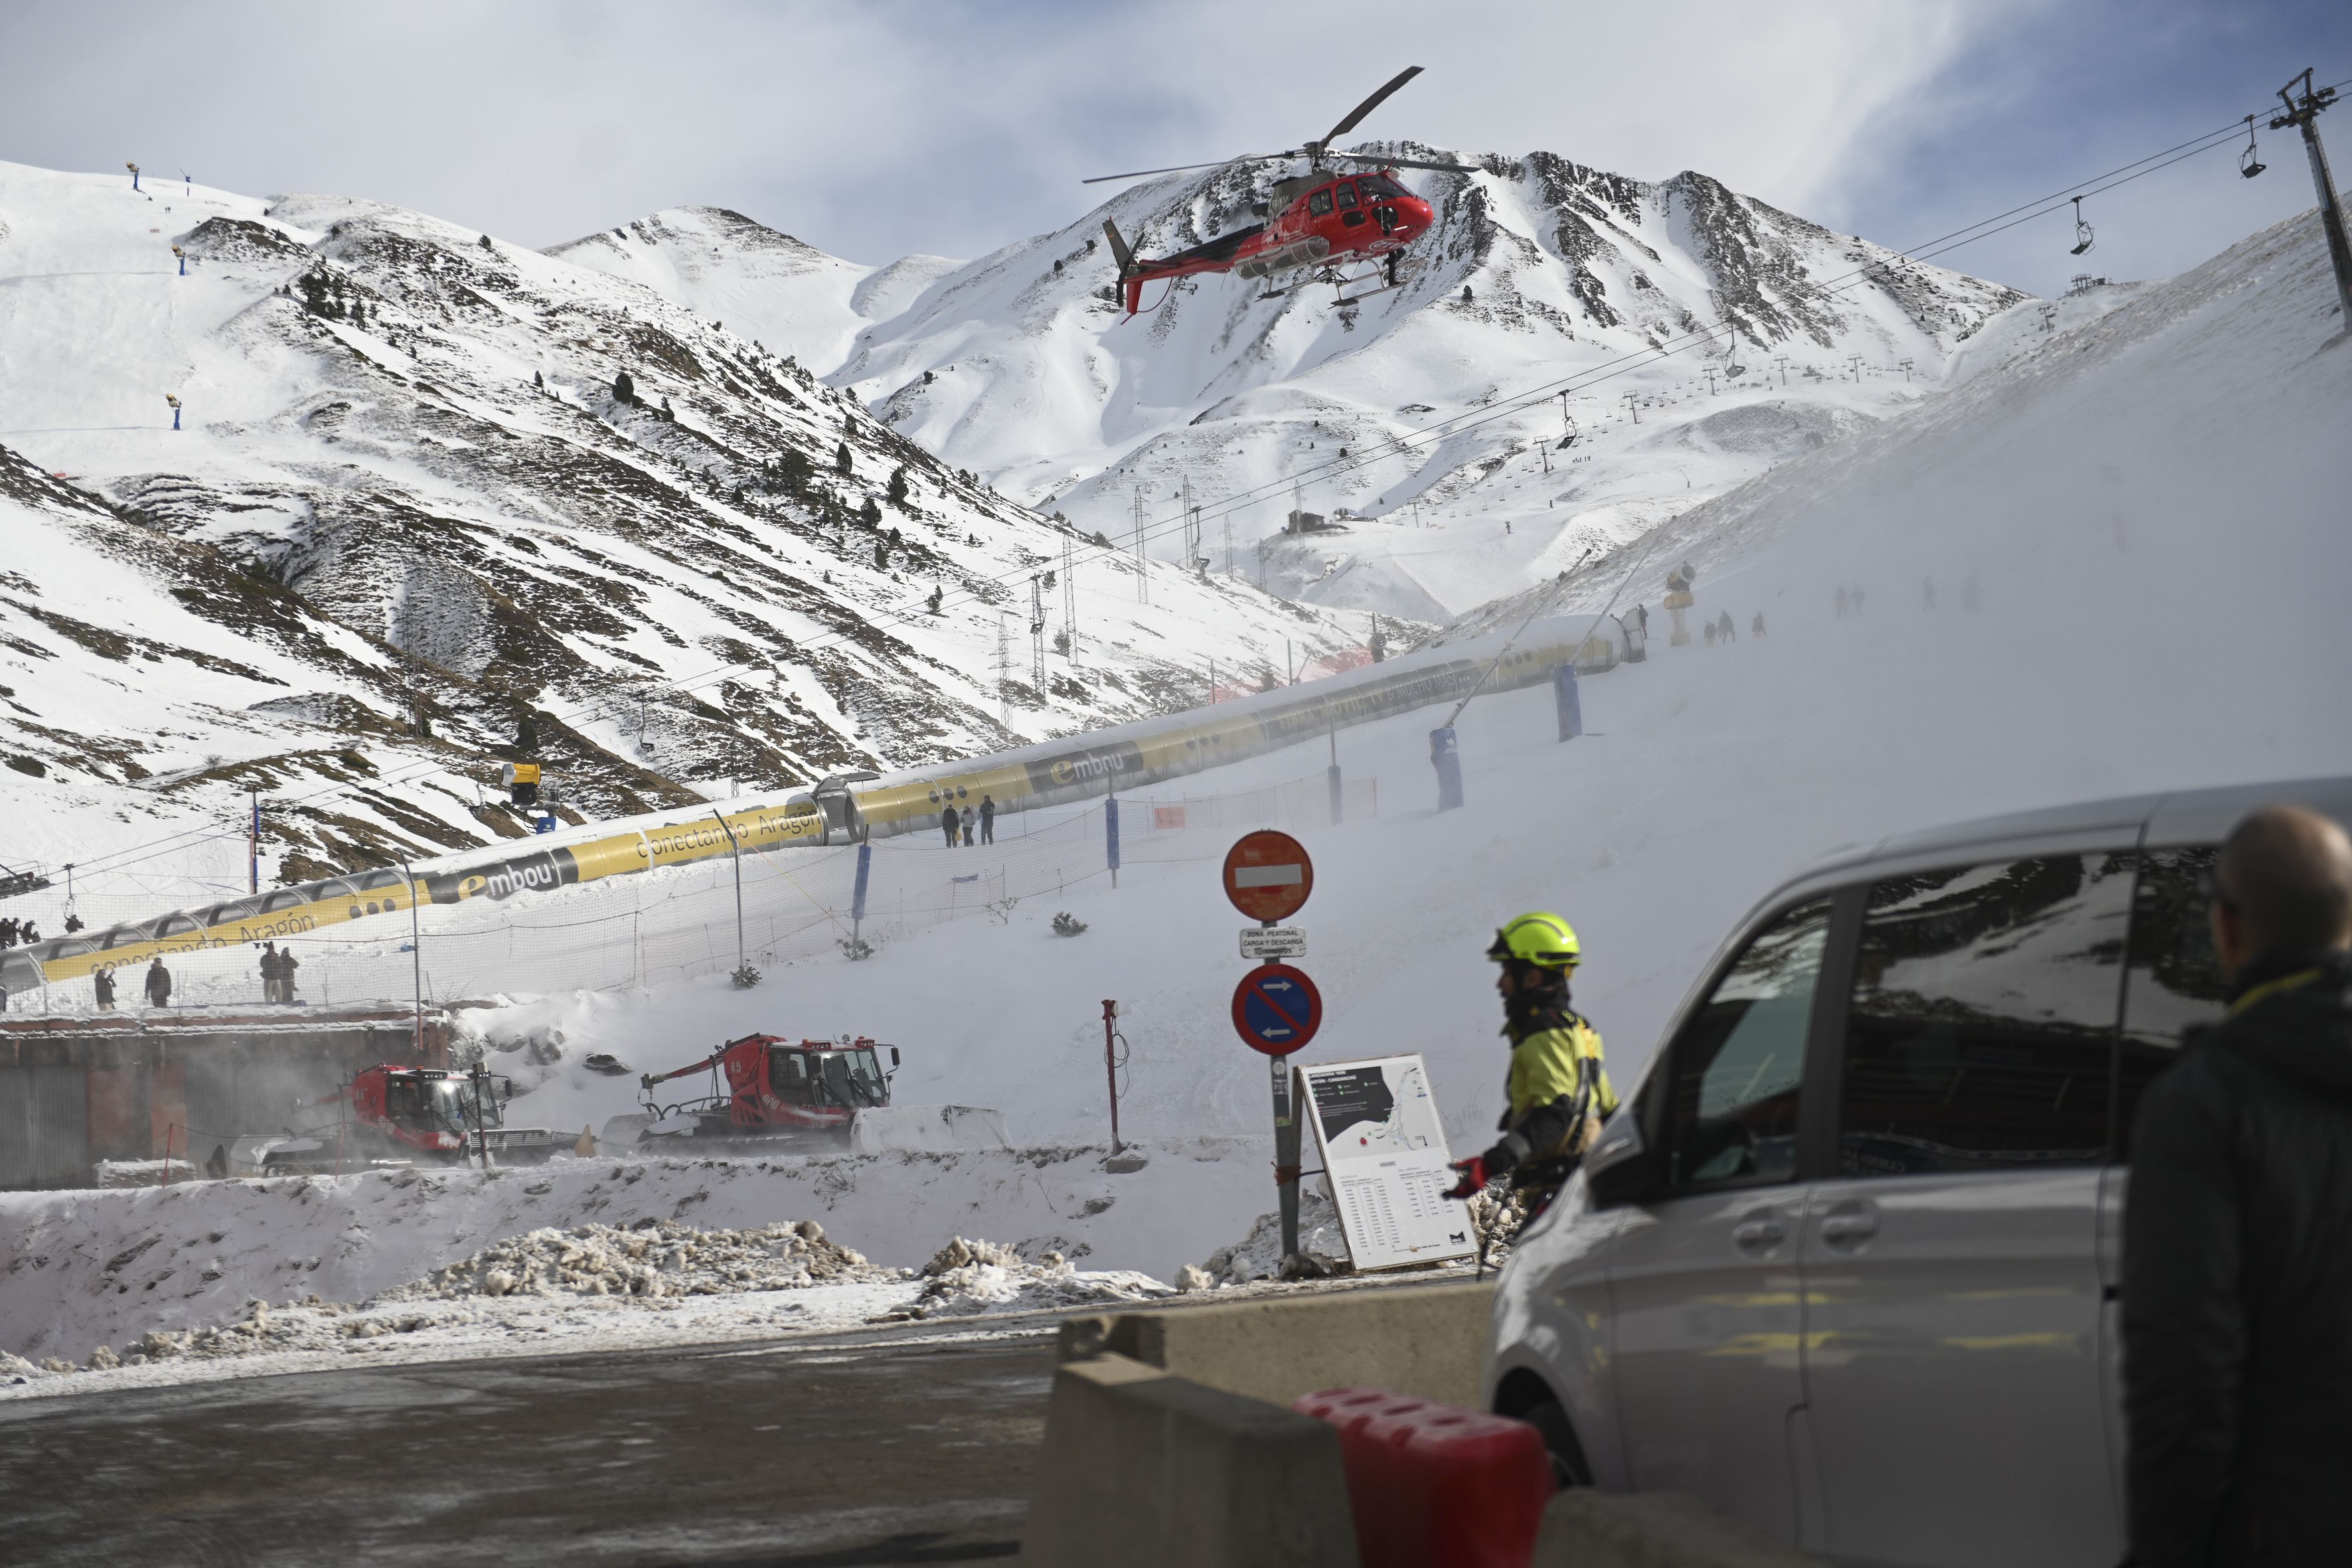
[1294,1054,1476,1273]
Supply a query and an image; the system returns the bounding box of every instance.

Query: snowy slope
[544,205,961,377]
[0,162,1361,909]
[807,145,2031,619]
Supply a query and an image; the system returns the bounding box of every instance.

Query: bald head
[2214,805,2352,972]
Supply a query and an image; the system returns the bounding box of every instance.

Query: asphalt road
[0,1323,1057,1567]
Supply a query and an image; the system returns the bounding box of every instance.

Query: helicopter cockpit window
[1333,183,1358,208]
[1308,189,1335,217]
[1358,174,1405,199]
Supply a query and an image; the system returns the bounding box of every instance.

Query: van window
[1839,854,2132,1176]
[2115,846,2229,1156]
[1666,899,1833,1189]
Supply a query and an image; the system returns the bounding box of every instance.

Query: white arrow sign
[1239,925,1308,961]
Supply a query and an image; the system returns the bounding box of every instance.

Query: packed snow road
[0,1317,1057,1567]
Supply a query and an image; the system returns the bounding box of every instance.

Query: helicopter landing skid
[1332,279,1405,308]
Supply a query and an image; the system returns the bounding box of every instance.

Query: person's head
[2209,805,2352,980]
[1488,911,1580,1008]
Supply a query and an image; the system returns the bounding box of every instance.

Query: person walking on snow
[1445,913,1617,1221]
[960,806,975,848]
[277,947,300,1003]
[92,964,116,1011]
[939,803,958,848]
[143,957,173,1009]
[1752,613,1767,638]
[979,793,996,845]
[260,942,281,1002]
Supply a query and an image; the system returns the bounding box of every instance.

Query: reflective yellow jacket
[1499,1012,1618,1168]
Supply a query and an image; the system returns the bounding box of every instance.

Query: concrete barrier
[1533,1491,1832,1568]
[1056,1281,1496,1409]
[1020,1352,1359,1568]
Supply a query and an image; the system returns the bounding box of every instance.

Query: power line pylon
[2270,68,2352,329]
[1131,487,1149,604]
[1029,574,1048,695]
[994,613,1010,724]
[1060,534,1077,663]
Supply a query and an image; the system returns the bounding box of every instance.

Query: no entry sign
[1231,963,1323,1056]
[1223,830,1314,924]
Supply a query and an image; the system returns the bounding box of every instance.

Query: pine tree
[860,496,882,527]
[533,370,544,390]
[926,586,943,615]
[873,540,889,571]
[613,369,636,404]
[834,440,852,476]
[887,465,909,507]
[660,395,675,421]
[516,713,539,755]
[479,234,494,251]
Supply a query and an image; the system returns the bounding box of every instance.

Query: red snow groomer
[228,1065,568,1176]
[625,1034,898,1150]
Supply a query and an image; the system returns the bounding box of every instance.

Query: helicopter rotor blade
[1310,65,1425,153]
[1330,153,1477,174]
[1081,152,1294,185]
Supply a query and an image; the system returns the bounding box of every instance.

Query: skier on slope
[1445,913,1618,1222]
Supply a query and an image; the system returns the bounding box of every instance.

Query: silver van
[1484,775,2352,1567]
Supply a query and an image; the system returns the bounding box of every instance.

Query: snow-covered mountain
[545,205,961,378]
[614,146,2027,621]
[0,163,1360,901]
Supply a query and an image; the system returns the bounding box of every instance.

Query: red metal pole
[1101,1000,1121,1152]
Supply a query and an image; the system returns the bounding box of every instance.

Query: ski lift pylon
[2069,195,2094,258]
[2238,115,2267,179]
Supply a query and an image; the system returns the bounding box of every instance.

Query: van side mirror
[1584,1110,1662,1209]
[889,1046,900,1067]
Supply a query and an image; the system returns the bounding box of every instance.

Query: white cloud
[1,0,2035,264]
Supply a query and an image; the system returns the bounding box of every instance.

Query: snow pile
[902,1235,1173,1320]
[380,1216,883,1302]
[3,1220,1181,1392]
[1196,1188,1352,1285]
[0,1140,1265,1367]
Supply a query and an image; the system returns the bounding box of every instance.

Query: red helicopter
[1086,66,1472,316]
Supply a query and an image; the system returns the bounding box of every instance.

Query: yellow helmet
[1487,911,1581,969]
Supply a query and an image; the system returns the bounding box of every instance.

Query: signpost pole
[1273,1045,1301,1269]
[1102,999,1122,1152]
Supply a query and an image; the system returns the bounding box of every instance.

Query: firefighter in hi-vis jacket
[1445,911,1617,1212]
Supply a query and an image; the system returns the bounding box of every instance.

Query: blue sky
[2,0,2346,298]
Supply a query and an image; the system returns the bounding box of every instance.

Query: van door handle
[1732,1214,1785,1250]
[1818,1208,1877,1247]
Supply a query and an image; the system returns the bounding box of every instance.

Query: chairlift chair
[2239,116,2267,179]
[2069,196,2094,258]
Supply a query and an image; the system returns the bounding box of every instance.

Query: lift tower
[2270,69,2352,329]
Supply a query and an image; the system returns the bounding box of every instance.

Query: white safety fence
[4,773,1379,1018]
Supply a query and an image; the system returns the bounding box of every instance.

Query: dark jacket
[2124,949,2352,1567]
[143,964,173,1006]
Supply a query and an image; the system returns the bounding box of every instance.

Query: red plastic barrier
[1292,1387,1555,1568]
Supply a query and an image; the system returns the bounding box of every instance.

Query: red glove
[1444,1156,1488,1201]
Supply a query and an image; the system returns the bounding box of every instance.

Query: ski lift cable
[64,79,2352,882]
